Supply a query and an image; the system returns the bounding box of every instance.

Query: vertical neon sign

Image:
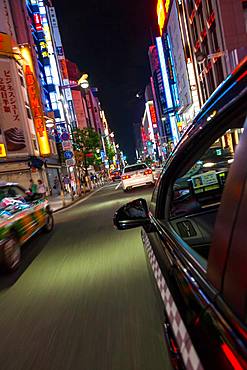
[156,37,179,144]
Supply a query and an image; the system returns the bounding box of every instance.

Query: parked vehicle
[0,182,54,271]
[121,163,154,191]
[114,58,247,370]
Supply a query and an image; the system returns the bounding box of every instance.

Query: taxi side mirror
[113,198,150,230]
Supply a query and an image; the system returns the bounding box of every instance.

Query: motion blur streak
[0,184,172,370]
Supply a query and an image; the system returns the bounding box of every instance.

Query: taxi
[0,182,53,271]
[114,58,247,370]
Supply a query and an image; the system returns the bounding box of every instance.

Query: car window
[124,164,147,173]
[0,186,26,201]
[168,114,246,268]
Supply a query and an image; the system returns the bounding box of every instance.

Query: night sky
[53,0,157,162]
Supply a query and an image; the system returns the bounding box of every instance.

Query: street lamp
[78,74,89,89]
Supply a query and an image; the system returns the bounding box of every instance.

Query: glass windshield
[124,164,147,173]
[0,186,26,203]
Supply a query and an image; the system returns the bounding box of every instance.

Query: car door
[144,101,247,368]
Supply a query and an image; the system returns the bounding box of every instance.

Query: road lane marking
[54,186,104,214]
[115,182,121,190]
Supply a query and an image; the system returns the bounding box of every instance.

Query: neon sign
[149,104,157,128]
[157,0,171,35]
[25,65,50,155]
[33,13,42,31]
[157,0,165,35]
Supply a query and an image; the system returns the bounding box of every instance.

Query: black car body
[114,58,247,370]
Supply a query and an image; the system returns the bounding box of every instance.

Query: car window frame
[123,164,147,173]
[154,95,247,281]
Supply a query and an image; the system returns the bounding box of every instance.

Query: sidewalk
[48,184,105,213]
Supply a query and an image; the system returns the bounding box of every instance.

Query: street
[0,183,172,370]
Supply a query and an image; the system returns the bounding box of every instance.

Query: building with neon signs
[0,0,50,188]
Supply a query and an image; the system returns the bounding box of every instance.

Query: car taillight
[122,175,131,180]
[144,169,152,175]
[221,343,244,370]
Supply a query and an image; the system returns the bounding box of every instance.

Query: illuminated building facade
[152,0,246,152]
[26,0,78,187]
[182,0,247,104]
[166,0,200,130]
[0,1,44,187]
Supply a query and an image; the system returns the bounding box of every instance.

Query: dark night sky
[53,0,157,162]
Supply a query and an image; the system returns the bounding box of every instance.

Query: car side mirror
[113,198,150,230]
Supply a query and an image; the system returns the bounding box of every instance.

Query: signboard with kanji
[0,59,28,158]
[25,64,50,156]
[62,140,72,150]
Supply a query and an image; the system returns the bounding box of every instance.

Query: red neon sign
[33,13,42,31]
[149,104,157,128]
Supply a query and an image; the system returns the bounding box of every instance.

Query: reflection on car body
[114,59,247,370]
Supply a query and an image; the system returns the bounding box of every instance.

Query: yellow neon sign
[21,46,50,156]
[157,0,165,35]
[157,0,171,35]
[165,0,171,14]
[0,143,7,157]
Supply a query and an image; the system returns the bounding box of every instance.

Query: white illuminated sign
[156,37,173,109]
[156,37,179,144]
[170,115,179,144]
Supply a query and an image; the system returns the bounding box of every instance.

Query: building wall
[0,0,16,38]
[72,90,88,129]
[183,0,247,104]
[167,1,191,112]
[217,0,247,71]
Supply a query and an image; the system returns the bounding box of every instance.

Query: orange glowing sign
[0,33,12,54]
[157,0,165,35]
[149,104,157,127]
[25,65,50,156]
[157,0,171,35]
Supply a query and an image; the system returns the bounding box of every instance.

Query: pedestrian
[29,179,37,194]
[53,176,61,196]
[37,179,46,198]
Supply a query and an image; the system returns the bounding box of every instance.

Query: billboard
[25,64,50,156]
[0,59,29,158]
[157,0,171,35]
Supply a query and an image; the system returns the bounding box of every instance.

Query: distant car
[0,182,54,271]
[110,169,122,181]
[121,163,154,191]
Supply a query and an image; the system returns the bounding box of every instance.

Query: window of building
[205,0,213,17]
[243,2,247,33]
[188,0,195,15]
[191,20,198,45]
[168,114,246,268]
[207,67,215,95]
[201,40,209,57]
[199,77,208,103]
[210,25,219,52]
[19,73,25,87]
[25,105,32,119]
[214,59,224,86]
[198,5,204,31]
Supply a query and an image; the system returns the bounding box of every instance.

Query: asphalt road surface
[0,183,172,370]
